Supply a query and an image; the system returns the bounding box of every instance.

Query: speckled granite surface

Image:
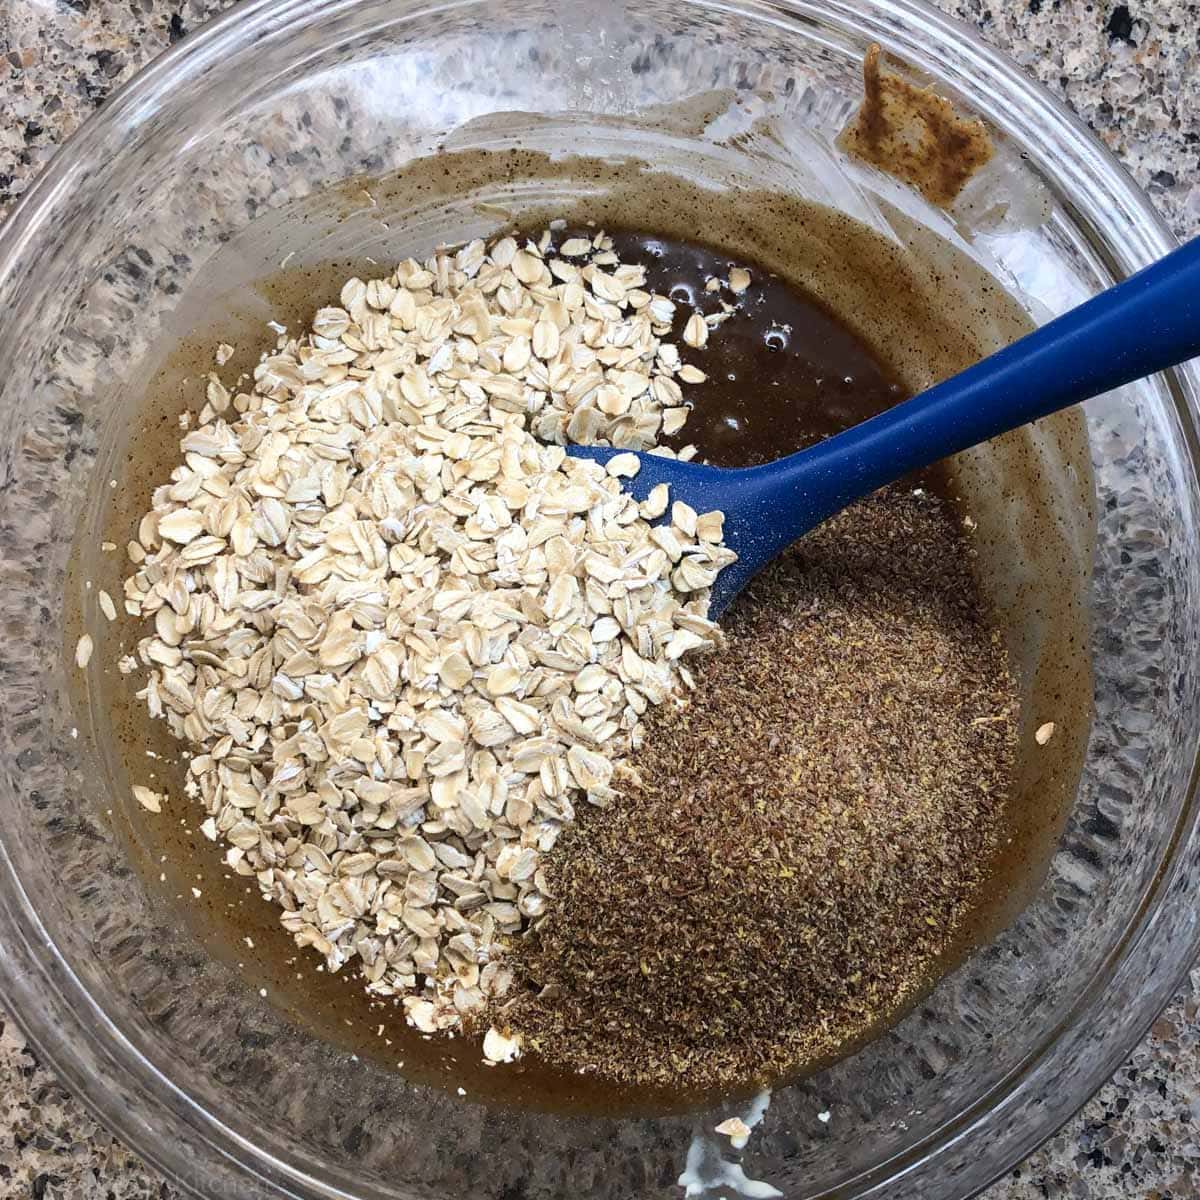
[0,1,1197,1198]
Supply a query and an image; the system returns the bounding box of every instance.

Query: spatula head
[561,444,766,618]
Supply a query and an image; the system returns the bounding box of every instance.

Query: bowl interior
[1,2,1198,1199]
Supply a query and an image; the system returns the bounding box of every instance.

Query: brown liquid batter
[604,231,905,465]
[70,159,1091,1115]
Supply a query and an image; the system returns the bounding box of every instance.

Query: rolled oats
[121,228,740,1045]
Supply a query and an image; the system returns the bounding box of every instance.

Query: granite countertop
[0,1,1198,1197]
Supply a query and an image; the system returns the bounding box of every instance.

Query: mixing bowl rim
[0,0,1197,1197]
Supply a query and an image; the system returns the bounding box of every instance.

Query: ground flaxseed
[493,485,1019,1091]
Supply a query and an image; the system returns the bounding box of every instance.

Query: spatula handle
[771,234,1200,524]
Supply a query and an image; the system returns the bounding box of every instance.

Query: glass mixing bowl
[1,1,1198,1197]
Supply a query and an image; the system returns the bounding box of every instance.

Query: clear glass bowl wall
[0,1,1197,1199]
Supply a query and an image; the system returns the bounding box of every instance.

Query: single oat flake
[482,1026,523,1064]
[727,267,752,294]
[132,785,163,813]
[715,1116,752,1146]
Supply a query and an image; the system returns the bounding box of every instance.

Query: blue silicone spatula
[567,236,1200,617]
